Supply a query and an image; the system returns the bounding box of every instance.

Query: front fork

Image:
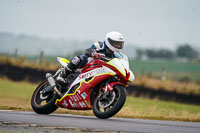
[100,82,123,92]
[98,82,124,100]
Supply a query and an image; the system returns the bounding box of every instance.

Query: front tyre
[93,84,127,119]
[31,80,58,114]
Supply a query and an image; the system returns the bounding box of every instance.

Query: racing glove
[91,52,105,59]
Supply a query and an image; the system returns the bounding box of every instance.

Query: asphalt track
[0,110,200,133]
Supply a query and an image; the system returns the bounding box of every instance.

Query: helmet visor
[108,38,124,49]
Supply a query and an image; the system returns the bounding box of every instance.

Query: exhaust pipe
[46,73,63,97]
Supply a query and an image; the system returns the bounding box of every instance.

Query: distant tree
[145,49,157,58]
[176,44,199,59]
[136,49,145,59]
[157,49,175,59]
[145,49,174,59]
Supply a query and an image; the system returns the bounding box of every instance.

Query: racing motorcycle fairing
[55,73,114,110]
[128,71,135,82]
[69,66,116,90]
[55,57,134,110]
[106,58,126,77]
[81,59,106,73]
[104,58,135,84]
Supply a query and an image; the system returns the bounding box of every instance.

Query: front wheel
[93,84,127,119]
[31,80,58,114]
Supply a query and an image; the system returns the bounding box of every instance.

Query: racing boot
[57,56,80,85]
[57,65,73,85]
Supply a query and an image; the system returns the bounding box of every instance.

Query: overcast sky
[0,0,200,49]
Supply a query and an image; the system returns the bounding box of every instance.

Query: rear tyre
[31,80,58,114]
[93,84,126,119]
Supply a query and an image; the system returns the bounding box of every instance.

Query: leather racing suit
[63,41,127,76]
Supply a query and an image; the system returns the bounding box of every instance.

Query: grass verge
[0,78,200,122]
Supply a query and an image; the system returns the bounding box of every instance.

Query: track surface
[0,110,200,133]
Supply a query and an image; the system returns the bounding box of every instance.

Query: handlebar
[99,56,111,62]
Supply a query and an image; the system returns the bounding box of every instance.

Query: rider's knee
[77,54,88,68]
[69,54,88,69]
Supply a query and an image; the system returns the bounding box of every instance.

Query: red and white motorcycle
[31,54,134,119]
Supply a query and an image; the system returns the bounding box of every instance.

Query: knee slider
[77,54,88,67]
[71,56,81,66]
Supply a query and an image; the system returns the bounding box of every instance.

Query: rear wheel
[93,84,126,119]
[31,80,58,114]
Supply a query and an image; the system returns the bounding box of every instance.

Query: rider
[59,31,127,81]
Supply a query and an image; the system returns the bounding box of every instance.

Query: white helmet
[105,31,124,52]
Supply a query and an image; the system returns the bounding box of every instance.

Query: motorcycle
[31,54,135,119]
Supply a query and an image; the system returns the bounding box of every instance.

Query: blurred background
[0,0,200,121]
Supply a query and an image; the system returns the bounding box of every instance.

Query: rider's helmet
[105,31,124,52]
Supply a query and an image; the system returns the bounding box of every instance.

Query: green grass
[0,79,200,122]
[129,59,200,83]
[0,79,37,100]
[121,97,200,121]
[130,59,200,74]
[0,79,37,111]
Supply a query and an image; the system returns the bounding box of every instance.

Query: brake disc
[98,91,116,108]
